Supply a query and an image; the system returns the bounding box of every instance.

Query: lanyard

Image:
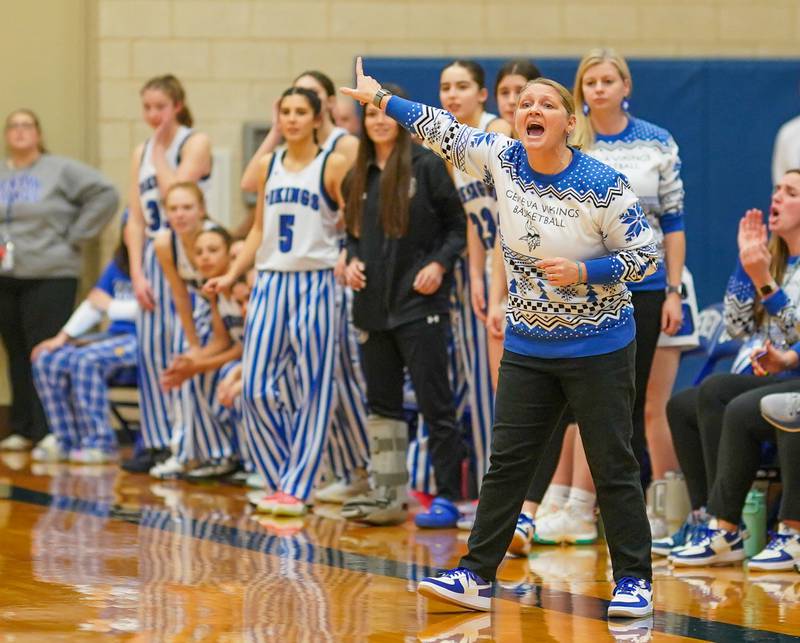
[2,185,13,244]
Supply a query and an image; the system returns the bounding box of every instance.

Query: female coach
[342,58,658,618]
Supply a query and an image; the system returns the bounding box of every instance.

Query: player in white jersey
[149,183,231,479]
[240,70,358,191]
[406,61,502,499]
[296,71,370,502]
[241,72,368,499]
[439,61,512,496]
[160,224,245,480]
[457,60,548,540]
[206,87,350,517]
[124,74,212,474]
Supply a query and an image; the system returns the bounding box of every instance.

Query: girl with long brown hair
[340,85,466,526]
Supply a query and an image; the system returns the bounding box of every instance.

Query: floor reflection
[0,459,795,640]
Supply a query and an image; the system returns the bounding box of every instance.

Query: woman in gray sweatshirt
[0,108,119,451]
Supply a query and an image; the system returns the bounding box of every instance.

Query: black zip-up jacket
[346,144,466,331]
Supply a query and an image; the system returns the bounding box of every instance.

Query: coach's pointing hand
[340,57,382,107]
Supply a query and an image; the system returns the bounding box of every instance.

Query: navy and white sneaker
[417,567,493,611]
[651,512,706,557]
[669,520,745,567]
[748,525,800,571]
[760,392,800,432]
[607,577,654,618]
[507,512,535,558]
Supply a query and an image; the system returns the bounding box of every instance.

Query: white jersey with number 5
[138,126,210,238]
[255,149,340,272]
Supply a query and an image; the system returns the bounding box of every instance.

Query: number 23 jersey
[255,148,340,272]
[138,126,211,237]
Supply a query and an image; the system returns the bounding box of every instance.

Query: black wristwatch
[759,282,776,296]
[665,284,683,297]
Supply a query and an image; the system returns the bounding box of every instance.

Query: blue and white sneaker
[607,577,654,618]
[417,567,493,611]
[748,525,800,571]
[415,497,461,529]
[651,512,706,557]
[669,520,745,567]
[507,512,535,557]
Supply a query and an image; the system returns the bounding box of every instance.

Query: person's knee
[696,373,734,407]
[666,388,695,432]
[721,394,761,437]
[31,354,48,377]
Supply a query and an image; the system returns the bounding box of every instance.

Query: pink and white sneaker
[272,491,307,517]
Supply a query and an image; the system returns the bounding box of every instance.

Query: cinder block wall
[1,0,798,410]
[95,0,800,250]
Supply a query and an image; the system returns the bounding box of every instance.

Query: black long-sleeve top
[346,144,466,331]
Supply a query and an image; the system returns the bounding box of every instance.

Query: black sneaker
[121,448,170,473]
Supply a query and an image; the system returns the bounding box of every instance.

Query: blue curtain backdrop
[364,57,800,310]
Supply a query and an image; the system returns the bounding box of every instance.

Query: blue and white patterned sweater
[589,117,685,291]
[386,96,658,358]
[724,257,800,375]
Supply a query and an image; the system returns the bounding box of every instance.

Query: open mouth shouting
[526,122,545,138]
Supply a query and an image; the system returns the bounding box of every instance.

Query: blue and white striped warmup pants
[242,270,338,501]
[32,333,138,452]
[327,285,369,482]
[451,257,494,488]
[170,296,239,464]
[135,239,175,450]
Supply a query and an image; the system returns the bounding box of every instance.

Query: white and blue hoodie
[587,117,685,292]
[386,97,658,359]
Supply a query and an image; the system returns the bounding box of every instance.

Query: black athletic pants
[460,343,652,583]
[708,376,800,524]
[630,289,665,482]
[524,289,664,502]
[0,276,78,442]
[669,372,800,516]
[358,315,462,500]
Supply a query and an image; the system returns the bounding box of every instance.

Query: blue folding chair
[687,302,744,385]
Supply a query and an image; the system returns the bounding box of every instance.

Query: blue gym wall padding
[365,57,800,309]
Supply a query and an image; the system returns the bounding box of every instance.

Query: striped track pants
[242,270,338,501]
[135,239,175,450]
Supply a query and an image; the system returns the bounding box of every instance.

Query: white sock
[542,483,571,510]
[565,487,596,521]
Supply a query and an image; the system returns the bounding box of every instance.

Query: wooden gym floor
[0,455,798,641]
